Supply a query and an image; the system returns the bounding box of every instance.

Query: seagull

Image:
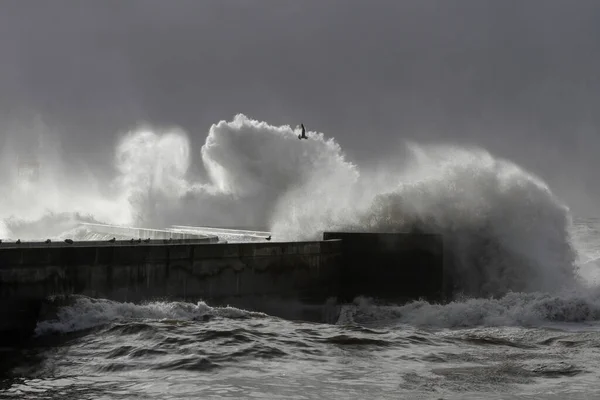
[108,237,116,243]
[45,239,51,244]
[265,235,272,241]
[297,123,308,140]
[64,239,74,245]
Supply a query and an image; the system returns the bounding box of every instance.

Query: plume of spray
[0,114,584,308]
[1,113,358,237]
[112,127,195,226]
[270,143,579,298]
[0,117,131,239]
[117,114,360,229]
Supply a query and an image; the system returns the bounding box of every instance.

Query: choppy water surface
[1,217,600,400]
[3,307,600,399]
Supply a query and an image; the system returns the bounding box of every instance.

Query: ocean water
[0,218,597,399]
[1,115,600,398]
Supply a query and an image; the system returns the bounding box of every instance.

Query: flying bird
[298,123,308,140]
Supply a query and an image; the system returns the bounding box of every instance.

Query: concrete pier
[323,232,445,303]
[0,230,445,342]
[0,238,342,341]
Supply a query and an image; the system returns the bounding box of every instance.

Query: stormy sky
[1,0,600,214]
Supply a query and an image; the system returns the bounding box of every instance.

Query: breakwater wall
[0,238,342,341]
[0,231,444,342]
[323,232,445,303]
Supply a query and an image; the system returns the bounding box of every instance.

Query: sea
[0,217,596,400]
[1,116,600,399]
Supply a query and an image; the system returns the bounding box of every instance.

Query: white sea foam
[34,296,267,335]
[338,288,600,329]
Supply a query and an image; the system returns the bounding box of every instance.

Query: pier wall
[0,231,445,342]
[323,232,445,303]
[0,240,342,303]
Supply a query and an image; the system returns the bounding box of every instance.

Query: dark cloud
[1,0,599,213]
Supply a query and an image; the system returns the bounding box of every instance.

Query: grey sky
[1,0,600,214]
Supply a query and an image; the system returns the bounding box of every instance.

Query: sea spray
[271,143,578,297]
[110,114,358,228]
[113,127,193,226]
[0,118,132,239]
[1,114,581,300]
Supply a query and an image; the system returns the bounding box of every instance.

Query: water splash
[0,114,584,301]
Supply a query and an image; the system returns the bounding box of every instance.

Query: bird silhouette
[298,123,308,140]
[64,239,74,245]
[265,235,272,241]
[108,237,116,243]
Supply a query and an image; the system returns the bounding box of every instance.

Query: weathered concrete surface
[79,222,219,242]
[323,232,444,303]
[0,240,342,303]
[0,238,216,249]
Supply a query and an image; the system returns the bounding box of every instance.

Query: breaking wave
[272,143,578,297]
[338,291,600,329]
[35,296,267,336]
[4,113,598,330]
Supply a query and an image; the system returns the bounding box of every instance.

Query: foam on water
[338,290,600,329]
[35,296,268,336]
